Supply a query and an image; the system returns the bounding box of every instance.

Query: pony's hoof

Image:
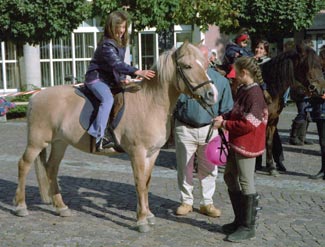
[147,214,156,225]
[56,206,72,217]
[138,224,150,233]
[16,207,29,217]
[137,220,150,233]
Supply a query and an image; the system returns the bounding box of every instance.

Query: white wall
[22,44,41,89]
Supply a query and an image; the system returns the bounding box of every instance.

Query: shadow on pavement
[0,176,221,233]
[282,146,320,156]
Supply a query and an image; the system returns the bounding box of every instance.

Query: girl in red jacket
[213,56,268,242]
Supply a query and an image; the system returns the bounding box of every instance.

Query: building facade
[1,12,324,94]
[0,19,211,94]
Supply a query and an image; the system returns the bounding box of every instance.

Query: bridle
[174,48,217,142]
[174,49,213,98]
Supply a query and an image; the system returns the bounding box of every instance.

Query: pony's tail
[35,148,52,203]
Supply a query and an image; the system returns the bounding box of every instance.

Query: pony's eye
[182,64,192,69]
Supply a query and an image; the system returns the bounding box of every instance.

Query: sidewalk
[0,103,324,247]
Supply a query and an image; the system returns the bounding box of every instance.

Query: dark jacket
[85,38,138,88]
[223,42,253,67]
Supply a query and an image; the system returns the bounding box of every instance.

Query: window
[139,33,157,70]
[0,42,19,92]
[174,25,193,48]
[40,20,102,86]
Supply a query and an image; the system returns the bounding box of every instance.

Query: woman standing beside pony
[85,10,155,152]
[254,40,287,174]
[213,56,268,242]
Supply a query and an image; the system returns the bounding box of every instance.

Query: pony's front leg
[131,152,158,233]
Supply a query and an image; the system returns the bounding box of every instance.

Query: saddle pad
[75,86,125,131]
[75,87,98,131]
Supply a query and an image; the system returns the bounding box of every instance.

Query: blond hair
[235,56,263,84]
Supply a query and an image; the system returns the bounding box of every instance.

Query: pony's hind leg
[37,140,71,217]
[14,146,44,216]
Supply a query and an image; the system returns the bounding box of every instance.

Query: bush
[6,105,28,119]
[10,94,31,102]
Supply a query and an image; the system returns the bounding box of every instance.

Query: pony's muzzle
[204,84,218,106]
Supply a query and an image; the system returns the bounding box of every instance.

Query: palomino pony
[13,41,218,233]
[231,44,325,171]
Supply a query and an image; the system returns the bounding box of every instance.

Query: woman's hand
[213,116,224,129]
[135,70,156,80]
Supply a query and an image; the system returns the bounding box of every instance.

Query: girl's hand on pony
[135,70,156,80]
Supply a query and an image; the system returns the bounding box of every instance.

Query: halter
[174,49,213,97]
[306,76,325,96]
[174,48,217,142]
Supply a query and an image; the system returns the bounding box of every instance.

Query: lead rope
[198,100,217,143]
[218,128,230,163]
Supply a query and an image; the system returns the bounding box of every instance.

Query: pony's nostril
[205,89,217,105]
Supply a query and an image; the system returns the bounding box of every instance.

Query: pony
[13,41,218,233]
[230,43,325,172]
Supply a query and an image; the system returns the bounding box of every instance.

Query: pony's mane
[261,50,297,97]
[143,43,202,89]
[155,47,177,84]
[138,47,177,97]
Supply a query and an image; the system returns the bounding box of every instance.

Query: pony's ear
[182,39,190,47]
[178,40,190,53]
[194,39,204,47]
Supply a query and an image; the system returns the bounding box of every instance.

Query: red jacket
[222,83,268,157]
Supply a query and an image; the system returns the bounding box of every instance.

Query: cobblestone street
[0,103,324,247]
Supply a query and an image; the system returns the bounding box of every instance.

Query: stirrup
[96,137,115,152]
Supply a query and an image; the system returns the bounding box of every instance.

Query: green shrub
[9,95,31,102]
[6,105,28,119]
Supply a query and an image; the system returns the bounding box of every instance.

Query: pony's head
[172,41,218,106]
[295,43,325,96]
[258,43,325,99]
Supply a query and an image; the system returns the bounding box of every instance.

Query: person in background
[308,47,325,180]
[209,49,222,68]
[289,40,314,146]
[213,56,268,242]
[174,45,233,218]
[254,39,271,64]
[254,40,286,174]
[0,97,15,117]
[84,10,155,152]
[223,31,254,79]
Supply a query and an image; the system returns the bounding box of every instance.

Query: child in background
[223,32,254,79]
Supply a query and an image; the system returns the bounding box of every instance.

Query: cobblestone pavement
[0,103,324,247]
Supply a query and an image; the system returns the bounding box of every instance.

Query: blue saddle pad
[74,86,125,131]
